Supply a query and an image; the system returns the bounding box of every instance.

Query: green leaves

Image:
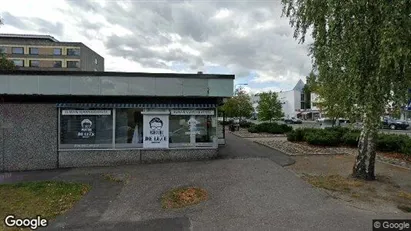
[282,0,411,126]
[220,93,254,119]
[257,91,284,122]
[0,54,15,71]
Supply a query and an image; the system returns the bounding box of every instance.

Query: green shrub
[341,131,360,147]
[305,130,340,146]
[376,134,410,153]
[219,120,232,126]
[287,130,297,141]
[324,126,351,137]
[248,125,258,133]
[252,122,292,134]
[239,120,253,128]
[400,140,411,155]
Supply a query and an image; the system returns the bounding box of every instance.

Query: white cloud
[0,0,314,92]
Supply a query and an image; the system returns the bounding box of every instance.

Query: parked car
[381,118,409,130]
[284,117,302,124]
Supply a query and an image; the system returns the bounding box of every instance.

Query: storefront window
[169,115,191,144]
[115,109,143,148]
[60,109,113,149]
[169,113,216,147]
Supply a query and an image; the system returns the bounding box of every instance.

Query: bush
[324,126,351,137]
[239,120,253,128]
[341,131,360,147]
[219,120,232,126]
[286,130,297,141]
[248,125,258,133]
[254,122,292,134]
[400,140,411,155]
[305,130,340,146]
[376,134,410,153]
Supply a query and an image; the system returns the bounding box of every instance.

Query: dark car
[284,117,302,124]
[381,118,409,130]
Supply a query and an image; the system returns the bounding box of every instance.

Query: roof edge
[0,70,235,79]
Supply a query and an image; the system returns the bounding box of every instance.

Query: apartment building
[0,34,104,71]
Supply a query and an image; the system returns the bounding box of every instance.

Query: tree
[282,0,411,180]
[0,18,15,70]
[257,91,284,122]
[220,91,253,120]
[0,54,16,70]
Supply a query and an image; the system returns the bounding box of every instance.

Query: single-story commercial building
[0,70,234,171]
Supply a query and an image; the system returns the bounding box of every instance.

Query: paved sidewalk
[1,134,409,231]
[219,132,295,166]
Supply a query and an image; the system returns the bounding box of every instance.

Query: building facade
[0,34,104,71]
[250,79,320,120]
[0,70,234,171]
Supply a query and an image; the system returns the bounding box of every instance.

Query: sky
[0,0,314,94]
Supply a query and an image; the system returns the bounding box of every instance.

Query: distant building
[251,79,321,120]
[0,34,104,71]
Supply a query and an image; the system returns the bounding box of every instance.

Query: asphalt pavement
[2,133,409,230]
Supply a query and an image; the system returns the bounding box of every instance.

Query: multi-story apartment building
[0,34,104,71]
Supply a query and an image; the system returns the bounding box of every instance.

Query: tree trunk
[352,124,377,180]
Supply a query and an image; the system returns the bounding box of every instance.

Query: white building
[251,79,321,120]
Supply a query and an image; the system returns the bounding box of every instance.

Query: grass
[0,181,90,230]
[103,174,124,183]
[302,174,364,192]
[161,187,208,209]
[397,205,411,213]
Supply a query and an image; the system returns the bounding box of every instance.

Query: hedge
[287,127,411,155]
[248,122,292,134]
[239,120,253,128]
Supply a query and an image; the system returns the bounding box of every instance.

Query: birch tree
[282,0,411,180]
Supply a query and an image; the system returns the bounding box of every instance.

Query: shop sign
[170,110,214,115]
[143,115,169,148]
[62,110,111,116]
[77,119,95,139]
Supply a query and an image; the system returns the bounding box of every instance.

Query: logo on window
[78,119,95,138]
[145,117,167,143]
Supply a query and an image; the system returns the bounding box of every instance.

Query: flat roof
[0,70,235,79]
[0,33,59,42]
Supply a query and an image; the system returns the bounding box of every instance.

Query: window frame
[67,48,80,56]
[29,60,40,67]
[53,48,62,56]
[12,47,24,54]
[29,47,39,55]
[53,60,62,68]
[67,60,80,68]
[12,59,24,67]
[58,107,218,150]
[0,47,6,54]
[58,108,115,150]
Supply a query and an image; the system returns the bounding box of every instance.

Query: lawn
[0,181,90,230]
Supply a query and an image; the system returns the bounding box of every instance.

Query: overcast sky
[0,0,313,93]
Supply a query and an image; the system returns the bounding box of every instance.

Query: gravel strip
[254,138,350,156]
[230,128,286,138]
[253,137,411,169]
